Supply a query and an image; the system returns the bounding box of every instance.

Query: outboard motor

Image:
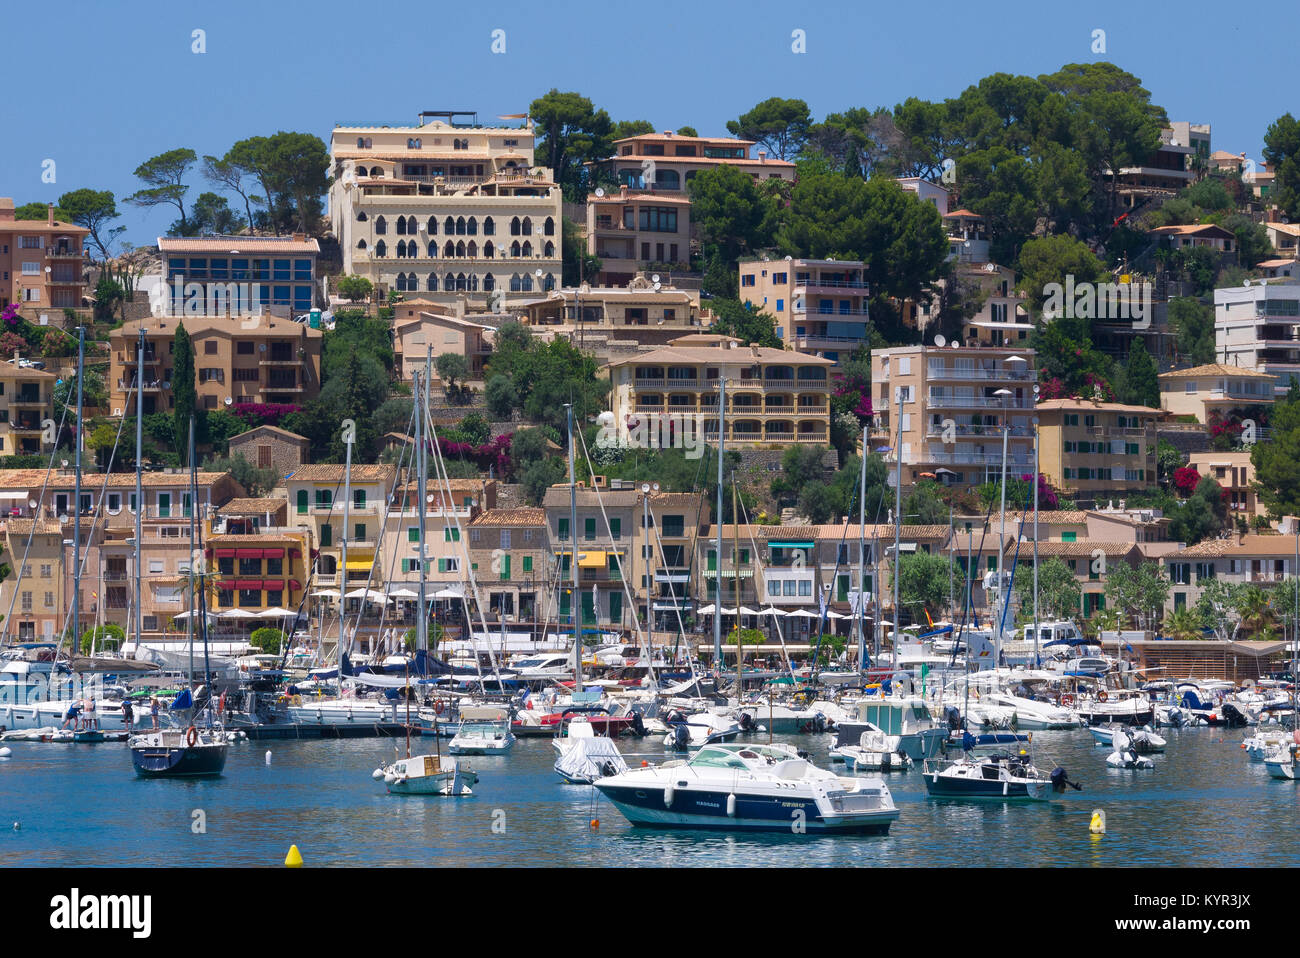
[1050,766,1082,793]
[944,706,963,731]
[671,723,690,751]
[1221,703,1248,728]
[811,713,826,734]
[737,711,755,733]
[631,710,647,737]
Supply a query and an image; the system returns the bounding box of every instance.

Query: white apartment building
[329,111,563,310]
[1214,280,1300,392]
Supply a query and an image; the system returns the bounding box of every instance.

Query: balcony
[927,396,1035,410]
[9,393,45,407]
[926,364,1036,382]
[793,278,868,291]
[922,450,1035,467]
[45,246,83,260]
[793,304,871,316]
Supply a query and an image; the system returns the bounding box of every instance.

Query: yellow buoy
[285,844,304,868]
[1089,809,1106,835]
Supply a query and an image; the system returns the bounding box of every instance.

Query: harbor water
[2,726,1298,867]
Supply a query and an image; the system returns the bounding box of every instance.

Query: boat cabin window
[690,748,749,770]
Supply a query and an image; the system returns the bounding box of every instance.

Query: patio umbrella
[309,590,341,599]
[173,610,218,620]
[825,611,849,619]
[258,607,295,618]
[433,588,464,600]
[758,607,787,617]
[696,604,717,615]
[220,609,258,619]
[387,588,419,598]
[737,607,758,616]
[784,609,818,618]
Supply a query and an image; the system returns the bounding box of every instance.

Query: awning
[578,550,608,569]
[289,549,302,559]
[262,580,283,591]
[345,560,373,571]
[216,580,236,590]
[261,548,285,559]
[289,580,301,591]
[215,549,237,559]
[769,541,814,549]
[235,579,262,590]
[236,549,263,559]
[0,492,28,500]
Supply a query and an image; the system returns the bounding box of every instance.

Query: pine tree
[1125,340,1160,408]
[172,322,196,464]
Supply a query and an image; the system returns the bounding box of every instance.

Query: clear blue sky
[6,0,1296,245]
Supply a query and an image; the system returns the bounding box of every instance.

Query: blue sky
[6,0,1296,245]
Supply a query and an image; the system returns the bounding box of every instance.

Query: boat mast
[190,415,214,722]
[714,376,725,681]
[856,424,867,675]
[415,368,427,654]
[71,326,84,660]
[733,478,740,699]
[134,329,144,649]
[995,389,1010,665]
[340,418,352,686]
[1032,418,1040,668]
[892,386,902,673]
[566,403,581,688]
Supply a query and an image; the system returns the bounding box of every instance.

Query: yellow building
[0,360,56,456]
[1035,400,1161,497]
[1157,363,1274,422]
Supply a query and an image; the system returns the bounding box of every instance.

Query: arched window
[445,272,455,291]
[444,240,455,257]
[467,241,477,258]
[521,273,534,292]
[456,241,466,258]
[444,216,455,235]
[543,217,555,236]
[655,170,680,190]
[374,215,387,235]
[510,217,521,236]
[484,273,495,291]
[407,215,418,234]
[427,243,437,258]
[522,217,533,236]
[467,217,478,236]
[468,274,479,291]
[396,240,407,257]
[356,210,368,221]
[396,217,407,235]
[363,138,372,149]
[521,241,532,258]
[408,272,417,289]
[370,166,384,177]
[356,137,366,149]
[483,216,495,236]
[356,167,367,177]
[395,273,407,292]
[356,239,367,251]
[544,273,556,291]
[456,273,467,292]
[544,241,555,257]
[374,240,387,257]
[427,273,439,292]
[510,274,522,292]
[456,216,466,235]
[483,241,494,259]
[426,216,438,235]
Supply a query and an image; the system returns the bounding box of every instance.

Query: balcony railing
[793,304,871,316]
[926,365,1036,382]
[927,396,1035,410]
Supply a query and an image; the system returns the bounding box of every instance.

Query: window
[408,527,420,543]
[584,518,596,540]
[609,518,621,540]
[558,518,569,540]
[444,527,460,542]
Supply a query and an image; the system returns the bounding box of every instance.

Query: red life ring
[1098,691,1109,703]
[1061,694,1075,707]
[186,725,199,747]
[434,701,445,715]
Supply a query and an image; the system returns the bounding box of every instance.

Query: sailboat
[130,411,228,777]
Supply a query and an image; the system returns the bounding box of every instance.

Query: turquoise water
[1,726,1296,867]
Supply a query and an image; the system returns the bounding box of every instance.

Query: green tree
[1163,606,1203,641]
[127,148,198,230]
[904,479,950,524]
[1263,113,1300,222]
[562,216,601,286]
[485,374,518,420]
[172,322,196,463]
[14,201,71,221]
[894,551,964,620]
[1195,579,1252,642]
[676,126,699,138]
[1252,386,1300,518]
[1017,234,1106,326]
[58,188,123,262]
[726,97,813,161]
[92,275,124,324]
[1015,557,1082,622]
[435,352,469,394]
[79,624,125,654]
[179,191,246,236]
[956,146,1040,263]
[1167,477,1229,545]
[203,452,278,497]
[1166,296,1216,366]
[1222,213,1273,269]
[225,133,330,233]
[1103,560,1170,630]
[249,627,284,655]
[336,275,373,303]
[706,298,782,349]
[1156,439,1185,485]
[201,151,265,230]
[772,445,830,502]
[1123,340,1160,408]
[529,90,615,200]
[688,165,776,267]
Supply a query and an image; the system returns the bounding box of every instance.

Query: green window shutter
[987,556,997,570]
[837,575,848,601]
[523,556,533,572]
[1062,531,1076,543]
[438,558,446,573]
[501,554,511,580]
[740,548,749,565]
[609,591,622,623]
[584,518,596,540]
[561,554,570,572]
[558,518,569,541]
[355,523,365,539]
[321,524,332,547]
[354,490,366,509]
[297,490,308,515]
[560,592,571,616]
[610,518,621,540]
[408,527,419,542]
[707,550,717,572]
[581,592,596,625]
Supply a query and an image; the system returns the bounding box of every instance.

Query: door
[609,591,622,626]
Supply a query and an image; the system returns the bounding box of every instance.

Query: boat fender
[726,793,736,817]
[664,785,674,808]
[435,701,445,715]
[185,726,199,747]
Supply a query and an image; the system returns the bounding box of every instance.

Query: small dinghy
[838,729,912,773]
[1105,730,1155,769]
[1090,724,1165,753]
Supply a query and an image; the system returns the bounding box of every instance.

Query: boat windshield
[689,747,752,770]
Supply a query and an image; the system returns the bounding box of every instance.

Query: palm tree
[1239,587,1277,637]
[1163,606,1202,641]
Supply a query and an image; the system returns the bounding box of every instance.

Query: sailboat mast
[1032,421,1040,667]
[71,326,84,656]
[733,478,740,698]
[566,403,581,687]
[340,422,353,679]
[135,329,144,648]
[415,369,427,653]
[856,425,867,675]
[186,416,196,690]
[892,386,902,672]
[190,415,213,713]
[714,376,725,677]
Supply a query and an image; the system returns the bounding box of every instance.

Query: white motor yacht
[594,742,900,833]
[448,705,516,755]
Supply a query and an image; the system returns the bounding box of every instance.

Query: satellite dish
[652,482,660,492]
[259,343,267,351]
[162,381,171,389]
[785,255,793,261]
[949,342,959,349]
[224,397,233,406]
[653,282,661,292]
[28,499,37,510]
[426,494,436,504]
[641,483,650,493]
[934,334,947,348]
[594,188,605,198]
[61,459,69,468]
[1243,279,1252,288]
[651,274,661,284]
